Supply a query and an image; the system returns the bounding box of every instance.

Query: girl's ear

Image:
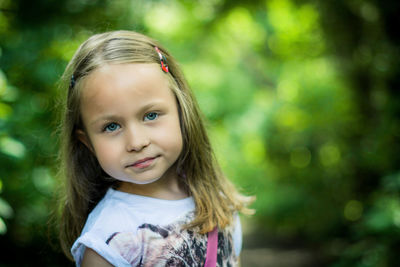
[76,129,94,153]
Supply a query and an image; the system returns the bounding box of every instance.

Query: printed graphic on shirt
[106,213,237,266]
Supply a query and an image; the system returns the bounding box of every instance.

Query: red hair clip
[155,46,169,73]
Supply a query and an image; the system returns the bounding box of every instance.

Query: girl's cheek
[93,138,118,153]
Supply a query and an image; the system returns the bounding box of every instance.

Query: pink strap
[204,227,218,267]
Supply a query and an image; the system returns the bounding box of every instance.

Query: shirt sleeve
[71,231,132,267]
[232,214,243,257]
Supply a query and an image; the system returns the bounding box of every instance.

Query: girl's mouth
[130,156,158,169]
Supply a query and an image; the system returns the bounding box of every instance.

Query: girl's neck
[116,168,188,200]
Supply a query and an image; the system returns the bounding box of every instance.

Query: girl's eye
[104,123,120,132]
[144,112,158,121]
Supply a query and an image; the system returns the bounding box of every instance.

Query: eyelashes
[144,112,158,121]
[104,122,120,132]
[102,112,160,133]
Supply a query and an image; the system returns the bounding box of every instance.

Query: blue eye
[144,112,158,121]
[104,122,120,132]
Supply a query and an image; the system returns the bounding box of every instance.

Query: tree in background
[0,0,399,266]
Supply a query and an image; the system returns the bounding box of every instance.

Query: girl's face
[77,63,183,186]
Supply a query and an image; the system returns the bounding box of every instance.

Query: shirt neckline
[107,187,194,206]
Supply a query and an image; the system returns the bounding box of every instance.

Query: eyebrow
[89,101,166,127]
[88,114,120,127]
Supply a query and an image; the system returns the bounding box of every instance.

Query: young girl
[57,30,253,266]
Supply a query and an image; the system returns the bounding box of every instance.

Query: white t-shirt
[71,188,242,266]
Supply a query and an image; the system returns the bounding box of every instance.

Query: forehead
[81,63,171,98]
[79,63,177,121]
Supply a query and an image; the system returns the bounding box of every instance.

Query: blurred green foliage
[0,0,399,266]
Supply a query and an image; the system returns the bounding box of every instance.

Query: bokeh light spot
[32,167,55,195]
[243,136,266,165]
[0,70,6,94]
[344,200,363,221]
[0,217,6,234]
[0,102,12,119]
[360,3,379,22]
[0,197,13,219]
[0,137,26,159]
[277,80,299,102]
[224,7,266,47]
[276,105,308,130]
[393,209,400,227]
[319,143,341,167]
[144,2,185,36]
[290,147,311,168]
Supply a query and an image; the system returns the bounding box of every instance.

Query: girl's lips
[129,156,158,169]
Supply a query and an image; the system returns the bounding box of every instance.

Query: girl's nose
[125,125,150,152]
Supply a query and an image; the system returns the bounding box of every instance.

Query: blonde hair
[57,30,253,260]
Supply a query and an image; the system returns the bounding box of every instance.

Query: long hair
[57,30,253,260]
